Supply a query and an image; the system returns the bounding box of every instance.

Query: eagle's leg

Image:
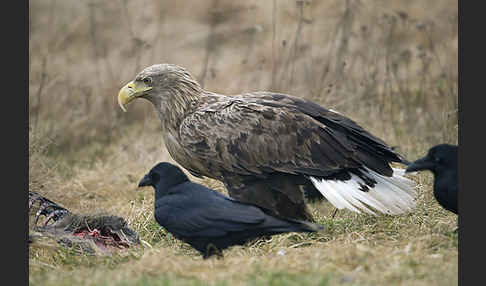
[274,191,315,222]
[204,243,223,259]
[224,175,315,222]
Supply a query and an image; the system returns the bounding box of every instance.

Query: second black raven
[406,144,458,214]
[138,162,324,259]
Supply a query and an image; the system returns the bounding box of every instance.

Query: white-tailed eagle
[118,64,416,221]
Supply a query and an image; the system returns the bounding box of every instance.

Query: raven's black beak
[138,174,152,188]
[405,156,434,173]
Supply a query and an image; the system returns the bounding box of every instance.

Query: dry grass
[29,144,458,285]
[29,0,457,285]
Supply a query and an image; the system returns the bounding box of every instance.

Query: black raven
[406,144,458,214]
[138,162,324,259]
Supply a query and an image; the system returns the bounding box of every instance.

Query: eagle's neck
[150,84,205,135]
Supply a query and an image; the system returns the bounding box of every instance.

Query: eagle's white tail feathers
[313,179,363,213]
[310,168,416,215]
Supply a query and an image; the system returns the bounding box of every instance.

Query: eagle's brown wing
[179,92,402,180]
[176,92,407,220]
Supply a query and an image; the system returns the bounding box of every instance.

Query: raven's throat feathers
[310,168,416,215]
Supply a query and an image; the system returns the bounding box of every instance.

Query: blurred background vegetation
[29,0,457,157]
[29,1,458,285]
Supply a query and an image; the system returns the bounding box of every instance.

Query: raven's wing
[154,183,267,237]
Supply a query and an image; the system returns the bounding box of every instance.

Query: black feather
[140,162,324,258]
[406,144,457,214]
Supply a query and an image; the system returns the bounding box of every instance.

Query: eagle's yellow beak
[117,81,152,112]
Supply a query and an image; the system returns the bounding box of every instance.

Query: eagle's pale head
[117,64,202,112]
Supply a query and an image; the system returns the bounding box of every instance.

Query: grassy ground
[29,0,457,285]
[29,141,459,286]
[29,135,458,285]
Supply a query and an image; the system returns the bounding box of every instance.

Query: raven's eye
[434,156,441,163]
[143,77,152,85]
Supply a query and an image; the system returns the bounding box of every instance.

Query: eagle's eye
[143,77,152,85]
